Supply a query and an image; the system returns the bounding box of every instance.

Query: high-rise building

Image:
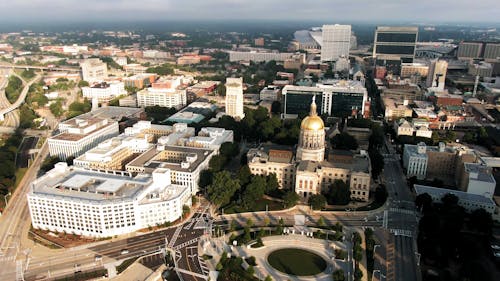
[321,24,351,62]
[373,26,418,68]
[80,58,108,83]
[483,43,500,62]
[282,80,368,118]
[225,77,245,120]
[457,42,483,60]
[426,59,448,91]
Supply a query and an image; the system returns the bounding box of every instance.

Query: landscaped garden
[267,248,327,276]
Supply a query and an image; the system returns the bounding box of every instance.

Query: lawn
[14,168,27,188]
[267,248,327,276]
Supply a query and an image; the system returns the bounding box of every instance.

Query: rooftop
[414,184,495,206]
[126,145,213,173]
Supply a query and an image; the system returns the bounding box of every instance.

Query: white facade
[321,25,351,62]
[225,77,245,120]
[426,59,448,91]
[184,127,234,152]
[27,163,191,238]
[137,88,187,109]
[82,82,127,102]
[80,58,108,83]
[49,118,119,160]
[414,184,496,215]
[126,145,215,195]
[403,143,428,180]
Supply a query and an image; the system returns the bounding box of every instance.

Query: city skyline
[0,0,499,24]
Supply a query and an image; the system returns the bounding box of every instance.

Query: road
[0,71,41,119]
[381,138,421,281]
[0,141,49,280]
[0,68,19,127]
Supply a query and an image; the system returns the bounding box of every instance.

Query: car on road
[121,249,129,255]
[95,254,102,261]
[491,245,500,250]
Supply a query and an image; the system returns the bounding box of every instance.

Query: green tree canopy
[331,132,358,150]
[308,194,327,210]
[283,191,300,208]
[207,171,240,207]
[325,180,351,205]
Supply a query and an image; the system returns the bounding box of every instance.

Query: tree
[237,165,252,186]
[207,171,240,207]
[283,191,299,208]
[265,275,273,281]
[308,194,327,210]
[374,185,388,204]
[333,269,345,281]
[241,176,266,209]
[208,155,227,172]
[317,216,326,228]
[468,208,493,235]
[325,180,351,205]
[441,193,459,206]
[415,193,432,213]
[219,142,239,158]
[271,101,281,114]
[125,86,138,94]
[368,148,384,179]
[198,170,213,189]
[182,205,190,217]
[265,173,279,194]
[49,100,64,117]
[331,132,358,150]
[78,80,89,87]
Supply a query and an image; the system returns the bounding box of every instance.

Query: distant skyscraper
[457,42,483,60]
[373,26,418,69]
[225,77,245,120]
[321,24,351,62]
[426,59,448,91]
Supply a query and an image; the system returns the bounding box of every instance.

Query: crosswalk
[0,255,15,262]
[389,229,413,237]
[389,208,416,215]
[173,237,200,251]
[168,225,183,248]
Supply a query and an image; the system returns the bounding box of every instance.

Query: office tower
[373,26,418,73]
[80,58,108,83]
[225,77,245,120]
[457,42,483,60]
[426,59,448,91]
[321,24,351,62]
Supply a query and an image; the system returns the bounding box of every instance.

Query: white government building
[27,163,191,238]
[82,81,127,103]
[137,88,186,109]
[48,117,119,161]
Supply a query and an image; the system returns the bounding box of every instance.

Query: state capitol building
[247,97,372,202]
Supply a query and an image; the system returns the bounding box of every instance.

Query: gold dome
[300,95,324,130]
[301,115,324,130]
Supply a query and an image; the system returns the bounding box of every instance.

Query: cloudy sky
[0,0,498,23]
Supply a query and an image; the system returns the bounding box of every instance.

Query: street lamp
[3,192,11,208]
[373,269,386,280]
[373,244,380,258]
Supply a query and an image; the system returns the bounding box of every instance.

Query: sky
[0,0,499,24]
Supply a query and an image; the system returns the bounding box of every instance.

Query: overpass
[0,73,41,121]
[0,63,80,72]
